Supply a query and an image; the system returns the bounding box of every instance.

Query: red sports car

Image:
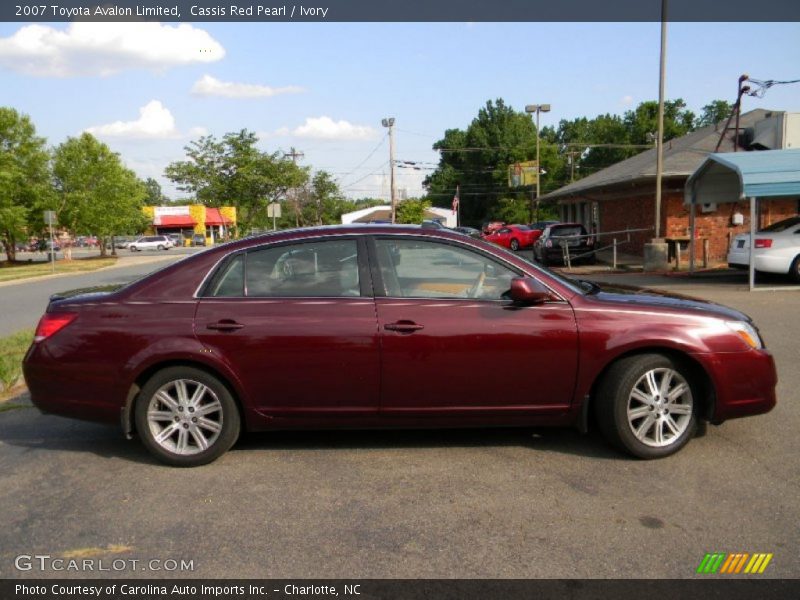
[24,225,777,466]
[483,224,536,250]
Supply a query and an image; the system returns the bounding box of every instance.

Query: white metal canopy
[684,149,800,291]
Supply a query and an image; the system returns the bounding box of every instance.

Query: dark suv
[534,223,596,266]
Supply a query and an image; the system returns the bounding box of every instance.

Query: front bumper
[696,349,778,423]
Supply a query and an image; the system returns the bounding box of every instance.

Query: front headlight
[726,321,764,350]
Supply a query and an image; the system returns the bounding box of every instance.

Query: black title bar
[2,0,800,22]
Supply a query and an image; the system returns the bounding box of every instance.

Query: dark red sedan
[483,224,536,250]
[23,225,777,466]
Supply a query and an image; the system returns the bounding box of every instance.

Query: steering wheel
[467,272,486,298]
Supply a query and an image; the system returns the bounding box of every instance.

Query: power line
[337,134,388,185]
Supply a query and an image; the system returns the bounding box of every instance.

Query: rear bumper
[696,349,777,422]
[23,343,123,425]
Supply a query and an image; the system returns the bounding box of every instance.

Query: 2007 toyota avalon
[23,225,777,466]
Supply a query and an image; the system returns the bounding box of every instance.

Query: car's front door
[369,236,579,416]
[195,236,380,418]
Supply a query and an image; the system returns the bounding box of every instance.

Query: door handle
[206,320,244,332]
[384,321,424,333]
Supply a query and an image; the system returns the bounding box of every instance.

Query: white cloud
[290,116,378,141]
[191,74,304,99]
[86,101,180,139]
[0,22,224,77]
[188,126,209,138]
[621,95,634,105]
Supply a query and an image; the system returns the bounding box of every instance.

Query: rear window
[760,216,800,232]
[550,226,586,237]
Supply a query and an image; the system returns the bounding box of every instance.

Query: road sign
[44,210,57,225]
[267,203,281,218]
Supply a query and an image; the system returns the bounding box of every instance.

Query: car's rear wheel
[510,239,520,251]
[135,367,240,467]
[790,255,800,282]
[595,354,698,459]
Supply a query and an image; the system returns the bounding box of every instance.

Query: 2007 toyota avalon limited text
[23,225,777,466]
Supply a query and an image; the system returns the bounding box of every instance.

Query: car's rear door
[368,235,579,417]
[195,236,380,419]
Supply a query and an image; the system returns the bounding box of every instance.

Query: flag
[452,185,460,215]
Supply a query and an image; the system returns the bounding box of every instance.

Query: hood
[588,281,750,322]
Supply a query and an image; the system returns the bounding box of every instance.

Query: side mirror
[509,277,553,305]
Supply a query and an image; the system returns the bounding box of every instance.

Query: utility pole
[284,147,304,227]
[566,151,579,182]
[654,0,667,240]
[381,118,397,223]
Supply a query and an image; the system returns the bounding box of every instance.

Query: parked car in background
[528,220,560,244]
[483,224,536,251]
[23,225,777,466]
[168,233,184,247]
[481,220,506,235]
[107,236,134,250]
[534,223,596,266]
[727,216,800,281]
[129,235,173,252]
[453,226,482,239]
[192,234,207,247]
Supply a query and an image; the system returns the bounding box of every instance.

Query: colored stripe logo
[696,553,773,574]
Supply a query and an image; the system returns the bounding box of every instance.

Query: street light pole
[525,103,550,223]
[382,118,397,223]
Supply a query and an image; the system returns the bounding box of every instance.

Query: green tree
[53,133,148,257]
[0,107,52,262]
[396,198,431,224]
[697,100,733,127]
[424,99,542,226]
[165,130,308,233]
[143,177,168,205]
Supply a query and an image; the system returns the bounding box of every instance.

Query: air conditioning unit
[749,112,800,150]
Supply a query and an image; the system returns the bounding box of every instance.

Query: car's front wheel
[595,354,698,459]
[135,367,240,467]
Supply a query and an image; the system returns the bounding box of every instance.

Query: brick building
[542,109,800,262]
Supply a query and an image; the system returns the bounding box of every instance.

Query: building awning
[685,148,800,205]
[684,148,800,291]
[155,215,197,227]
[205,208,232,226]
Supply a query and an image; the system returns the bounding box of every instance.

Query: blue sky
[1,21,798,200]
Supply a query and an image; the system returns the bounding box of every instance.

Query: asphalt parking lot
[0,272,797,580]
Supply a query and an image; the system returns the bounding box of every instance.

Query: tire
[510,239,520,251]
[157,244,165,251]
[594,353,698,459]
[790,255,800,283]
[135,366,241,467]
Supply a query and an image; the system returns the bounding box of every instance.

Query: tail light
[754,239,773,248]
[34,312,77,342]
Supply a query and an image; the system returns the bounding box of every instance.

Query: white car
[129,235,173,252]
[727,216,800,280]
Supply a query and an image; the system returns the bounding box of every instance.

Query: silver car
[727,216,800,280]
[129,235,173,252]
